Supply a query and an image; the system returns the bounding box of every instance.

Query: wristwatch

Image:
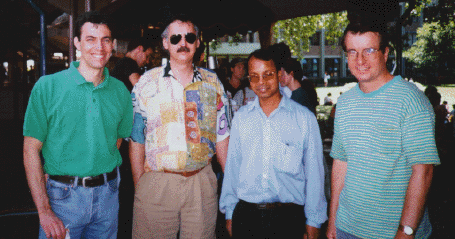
[399,224,415,236]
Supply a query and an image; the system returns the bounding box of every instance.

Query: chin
[353,73,371,82]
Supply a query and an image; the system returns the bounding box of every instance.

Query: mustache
[177,46,190,53]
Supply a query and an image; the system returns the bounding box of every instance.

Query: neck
[229,77,241,88]
[359,73,394,93]
[170,60,194,86]
[288,79,301,91]
[125,51,137,62]
[77,61,105,87]
[259,94,282,117]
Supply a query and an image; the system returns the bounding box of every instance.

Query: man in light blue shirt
[219,48,327,238]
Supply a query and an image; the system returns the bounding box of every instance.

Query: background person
[279,58,316,115]
[111,38,153,92]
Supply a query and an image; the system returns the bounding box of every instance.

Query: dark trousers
[232,200,306,239]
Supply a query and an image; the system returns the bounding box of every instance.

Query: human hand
[226,219,232,237]
[394,229,414,239]
[305,225,320,239]
[326,220,337,239]
[38,208,67,239]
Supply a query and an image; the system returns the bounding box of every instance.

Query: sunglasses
[169,33,197,45]
[248,71,276,83]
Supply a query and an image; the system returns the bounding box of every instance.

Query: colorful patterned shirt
[130,62,230,172]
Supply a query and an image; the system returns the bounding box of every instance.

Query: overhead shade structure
[102,0,405,40]
[0,0,408,62]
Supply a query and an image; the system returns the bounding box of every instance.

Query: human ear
[162,38,169,50]
[74,37,80,50]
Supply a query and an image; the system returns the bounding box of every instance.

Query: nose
[95,39,103,50]
[257,75,266,84]
[356,53,366,65]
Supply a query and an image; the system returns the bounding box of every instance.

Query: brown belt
[162,166,205,177]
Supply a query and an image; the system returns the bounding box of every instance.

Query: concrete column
[85,0,91,11]
[341,52,347,78]
[69,0,78,63]
[319,29,325,79]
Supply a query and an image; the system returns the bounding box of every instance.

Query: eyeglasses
[247,71,276,83]
[169,33,197,45]
[345,48,380,59]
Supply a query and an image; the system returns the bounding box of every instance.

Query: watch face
[404,226,414,235]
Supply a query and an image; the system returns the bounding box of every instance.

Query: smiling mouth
[256,85,268,93]
[356,65,370,72]
[92,53,106,59]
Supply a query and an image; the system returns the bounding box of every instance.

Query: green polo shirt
[23,62,133,177]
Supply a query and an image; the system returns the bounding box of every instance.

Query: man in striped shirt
[326,20,440,239]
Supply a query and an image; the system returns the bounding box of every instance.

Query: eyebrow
[84,36,112,40]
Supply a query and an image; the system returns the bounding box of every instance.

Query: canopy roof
[0,0,406,58]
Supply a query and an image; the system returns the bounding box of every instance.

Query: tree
[403,21,455,79]
[402,0,455,81]
[272,12,348,60]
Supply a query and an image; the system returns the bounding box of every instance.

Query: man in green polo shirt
[23,11,133,239]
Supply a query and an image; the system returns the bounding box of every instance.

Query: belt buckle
[82,176,92,187]
[257,203,267,210]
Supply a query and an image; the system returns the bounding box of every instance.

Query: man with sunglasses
[129,14,230,239]
[220,48,327,238]
[327,20,440,239]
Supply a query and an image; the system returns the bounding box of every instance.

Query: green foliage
[209,33,243,51]
[273,12,348,60]
[403,20,455,77]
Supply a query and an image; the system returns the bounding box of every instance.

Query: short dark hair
[247,48,277,70]
[269,42,291,69]
[127,38,152,52]
[341,21,390,52]
[76,11,113,40]
[282,58,303,82]
[230,58,245,69]
[161,13,200,39]
[247,47,278,71]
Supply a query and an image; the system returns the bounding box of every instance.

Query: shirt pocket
[273,141,303,175]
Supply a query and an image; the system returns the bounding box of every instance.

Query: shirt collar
[247,92,291,113]
[163,60,202,82]
[70,61,111,87]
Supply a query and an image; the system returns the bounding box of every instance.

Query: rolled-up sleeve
[216,80,230,143]
[130,90,147,144]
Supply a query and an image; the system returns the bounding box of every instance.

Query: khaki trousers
[132,165,218,239]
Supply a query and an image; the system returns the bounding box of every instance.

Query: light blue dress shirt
[219,94,327,228]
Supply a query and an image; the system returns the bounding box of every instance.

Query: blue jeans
[39,169,120,239]
[336,228,363,239]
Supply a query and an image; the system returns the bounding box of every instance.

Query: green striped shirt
[331,76,440,238]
